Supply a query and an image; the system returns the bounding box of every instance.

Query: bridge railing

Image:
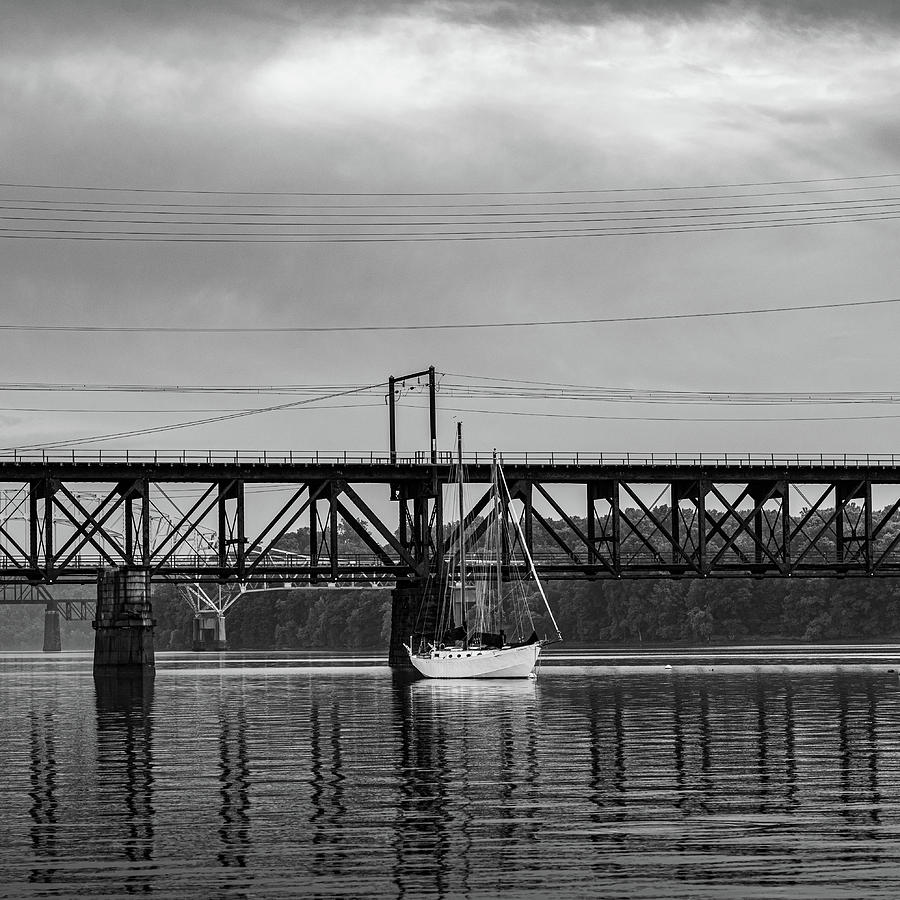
[0,551,406,573]
[0,449,898,468]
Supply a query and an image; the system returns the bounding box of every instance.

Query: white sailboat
[404,424,562,679]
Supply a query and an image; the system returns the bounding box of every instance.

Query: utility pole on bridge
[387,366,437,464]
[386,366,443,666]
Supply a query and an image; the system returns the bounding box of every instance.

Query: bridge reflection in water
[3,654,900,897]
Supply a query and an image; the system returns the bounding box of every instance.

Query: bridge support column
[92,568,155,675]
[43,602,61,652]
[389,578,442,669]
[192,611,227,651]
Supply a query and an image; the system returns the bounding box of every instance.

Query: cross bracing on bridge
[1,458,900,583]
[0,582,95,620]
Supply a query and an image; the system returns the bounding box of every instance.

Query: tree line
[148,574,900,651]
[4,506,900,650]
[3,574,897,652]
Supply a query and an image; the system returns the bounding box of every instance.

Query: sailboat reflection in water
[405,425,562,679]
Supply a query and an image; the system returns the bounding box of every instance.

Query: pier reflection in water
[95,674,156,894]
[28,706,59,886]
[1,652,900,897]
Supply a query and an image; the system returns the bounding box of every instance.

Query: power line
[6,371,900,411]
[4,210,898,241]
[8,372,900,448]
[437,375,900,407]
[0,401,385,414]
[4,209,900,235]
[0,381,364,393]
[3,374,900,405]
[6,196,900,221]
[0,383,385,452]
[9,389,900,447]
[7,182,900,210]
[400,401,900,424]
[0,296,895,335]
[2,172,898,196]
[2,174,900,242]
[436,374,900,405]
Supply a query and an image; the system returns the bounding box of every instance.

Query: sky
[1,0,899,456]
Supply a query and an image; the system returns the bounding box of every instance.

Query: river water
[2,648,900,898]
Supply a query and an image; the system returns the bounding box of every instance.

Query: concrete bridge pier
[42,602,61,652]
[389,577,442,669]
[192,610,227,651]
[92,568,155,676]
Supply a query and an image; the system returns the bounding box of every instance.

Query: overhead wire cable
[4,209,899,241]
[0,295,894,334]
[3,174,900,242]
[0,382,385,452]
[5,375,900,405]
[7,182,900,209]
[397,400,900,423]
[440,371,900,401]
[0,381,367,393]
[434,380,900,404]
[4,207,900,234]
[2,171,899,195]
[436,373,900,400]
[0,401,386,414]
[6,195,900,220]
[4,372,900,404]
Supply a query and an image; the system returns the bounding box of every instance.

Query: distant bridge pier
[42,601,61,652]
[390,578,441,669]
[92,568,155,676]
[192,610,227,651]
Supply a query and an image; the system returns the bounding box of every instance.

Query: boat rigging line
[497,459,563,643]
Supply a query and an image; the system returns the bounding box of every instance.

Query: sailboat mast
[456,422,468,638]
[492,450,501,632]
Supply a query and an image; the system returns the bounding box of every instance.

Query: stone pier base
[43,603,61,652]
[192,611,227,651]
[389,578,442,668]
[92,568,155,675]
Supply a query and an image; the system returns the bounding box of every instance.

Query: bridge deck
[0,453,899,482]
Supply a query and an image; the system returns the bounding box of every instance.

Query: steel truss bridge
[2,451,900,585]
[0,582,94,620]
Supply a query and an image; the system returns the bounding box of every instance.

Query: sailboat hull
[404,642,541,679]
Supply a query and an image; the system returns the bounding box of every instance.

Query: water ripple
[0,651,899,897]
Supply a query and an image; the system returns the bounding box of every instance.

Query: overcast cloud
[0,0,898,454]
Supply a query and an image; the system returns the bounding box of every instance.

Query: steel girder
[0,466,442,584]
[0,461,898,583]
[0,582,95,619]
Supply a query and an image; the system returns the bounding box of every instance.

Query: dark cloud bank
[5,0,900,39]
